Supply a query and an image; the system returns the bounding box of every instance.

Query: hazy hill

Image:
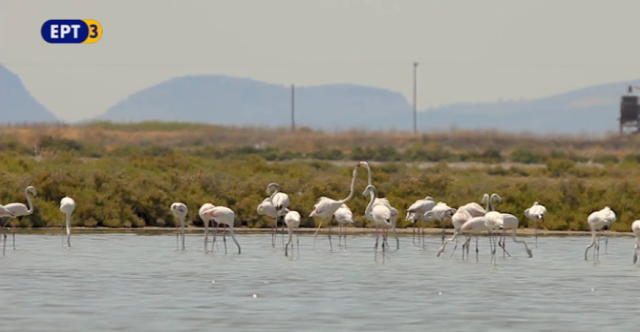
[94,74,639,135]
[419,79,640,135]
[93,75,414,130]
[0,64,58,124]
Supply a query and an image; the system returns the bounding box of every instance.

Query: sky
[1,0,639,122]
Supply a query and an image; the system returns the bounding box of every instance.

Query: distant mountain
[93,73,640,135]
[419,80,640,135]
[93,75,414,130]
[0,64,58,124]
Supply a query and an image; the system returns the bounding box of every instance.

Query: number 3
[89,24,98,38]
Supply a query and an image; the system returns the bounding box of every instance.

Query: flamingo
[199,203,216,253]
[459,194,490,217]
[309,164,359,251]
[1,186,37,251]
[358,161,400,248]
[441,216,490,261]
[201,204,241,255]
[333,203,354,249]
[632,220,640,264]
[406,196,436,245]
[584,206,616,261]
[170,202,188,250]
[422,201,457,245]
[266,183,290,247]
[59,196,75,248]
[484,210,504,264]
[0,204,15,254]
[437,207,473,257]
[284,210,301,257]
[363,184,392,260]
[486,194,532,258]
[524,201,547,248]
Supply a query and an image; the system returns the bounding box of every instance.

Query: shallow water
[1,232,639,331]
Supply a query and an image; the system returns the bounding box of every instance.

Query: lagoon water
[1,232,639,331]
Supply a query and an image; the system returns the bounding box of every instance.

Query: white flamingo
[170,202,188,250]
[459,194,490,217]
[363,184,392,260]
[487,194,533,258]
[406,196,436,245]
[333,203,354,249]
[60,196,75,248]
[201,204,241,255]
[421,201,457,245]
[437,207,473,257]
[284,210,301,257]
[441,216,491,261]
[0,204,15,255]
[358,161,400,249]
[524,201,547,248]
[584,206,616,261]
[266,183,290,247]
[309,165,359,251]
[484,210,504,264]
[1,186,37,251]
[632,220,640,264]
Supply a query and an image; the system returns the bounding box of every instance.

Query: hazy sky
[1,0,639,122]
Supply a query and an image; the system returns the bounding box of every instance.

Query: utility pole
[413,62,418,134]
[291,84,295,131]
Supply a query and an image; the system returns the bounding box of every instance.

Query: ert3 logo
[41,19,102,44]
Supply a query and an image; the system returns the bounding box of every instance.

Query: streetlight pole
[413,62,418,134]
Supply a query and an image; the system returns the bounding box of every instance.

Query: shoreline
[5,227,635,237]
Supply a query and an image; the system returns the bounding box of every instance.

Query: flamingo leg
[285,226,292,257]
[12,224,16,250]
[312,221,323,249]
[534,220,538,248]
[229,226,240,255]
[223,225,228,255]
[584,229,596,260]
[328,217,333,252]
[271,217,277,248]
[296,227,300,256]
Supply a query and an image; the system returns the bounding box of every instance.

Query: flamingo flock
[0,160,639,265]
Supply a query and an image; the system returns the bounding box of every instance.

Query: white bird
[59,196,75,249]
[406,196,436,246]
[458,194,490,217]
[2,186,37,252]
[584,206,616,261]
[284,210,301,257]
[170,202,188,250]
[437,207,473,257]
[497,213,533,258]
[524,201,547,248]
[441,216,491,261]
[359,161,400,249]
[484,210,504,264]
[423,201,457,244]
[199,203,216,253]
[632,220,640,264]
[363,184,392,260]
[201,204,241,255]
[333,203,354,249]
[266,183,290,247]
[309,165,359,251]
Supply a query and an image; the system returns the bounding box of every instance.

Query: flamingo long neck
[483,194,490,211]
[489,196,496,211]
[365,164,372,185]
[338,168,358,203]
[269,188,279,204]
[365,190,376,217]
[25,188,35,214]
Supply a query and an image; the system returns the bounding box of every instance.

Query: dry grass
[2,121,640,157]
